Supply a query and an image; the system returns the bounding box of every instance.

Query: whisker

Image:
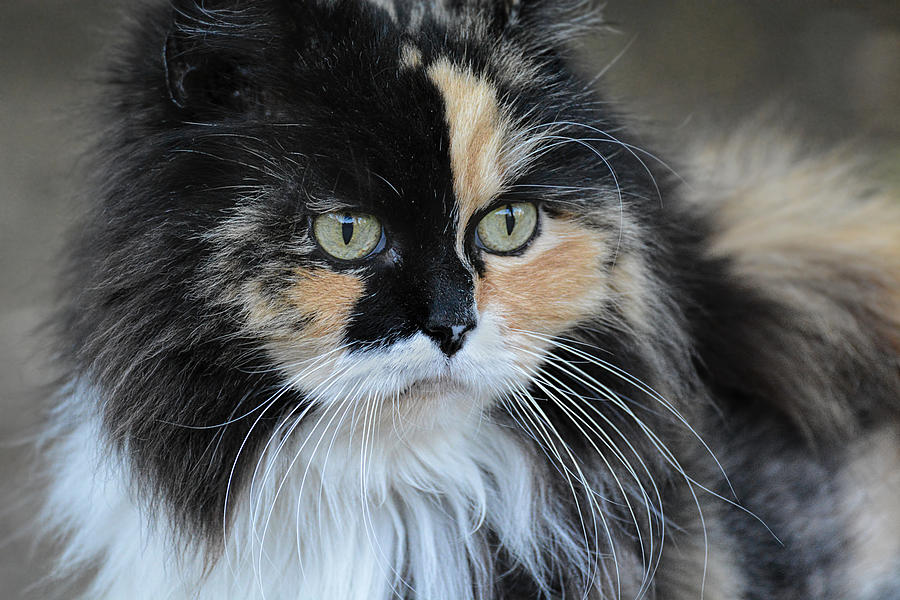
[525,362,666,595]
[506,382,614,599]
[222,358,339,578]
[512,329,734,495]
[163,345,351,430]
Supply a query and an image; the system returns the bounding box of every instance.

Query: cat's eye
[313,212,384,261]
[475,202,538,254]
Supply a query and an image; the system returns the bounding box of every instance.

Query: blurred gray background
[1,1,898,597]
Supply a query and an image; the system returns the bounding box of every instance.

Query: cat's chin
[397,376,457,399]
[368,355,511,417]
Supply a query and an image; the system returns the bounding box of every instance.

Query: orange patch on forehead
[427,58,508,234]
[476,218,608,335]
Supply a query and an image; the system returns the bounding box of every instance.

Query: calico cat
[43,0,900,598]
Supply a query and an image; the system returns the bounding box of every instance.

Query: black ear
[477,0,600,37]
[489,0,523,28]
[449,0,523,29]
[163,30,250,113]
[162,2,275,113]
[163,31,199,109]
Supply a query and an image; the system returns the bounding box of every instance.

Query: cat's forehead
[278,1,545,221]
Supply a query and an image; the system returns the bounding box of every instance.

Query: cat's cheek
[242,267,365,373]
[286,267,365,339]
[474,219,608,338]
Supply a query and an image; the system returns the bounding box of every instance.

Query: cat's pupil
[504,205,516,236]
[341,214,354,245]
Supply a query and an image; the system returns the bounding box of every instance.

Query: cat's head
[64,0,677,536]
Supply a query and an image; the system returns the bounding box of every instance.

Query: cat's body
[43,1,900,598]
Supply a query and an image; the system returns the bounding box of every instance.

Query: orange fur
[427,59,508,243]
[476,218,608,334]
[696,142,900,353]
[286,268,365,339]
[241,266,364,368]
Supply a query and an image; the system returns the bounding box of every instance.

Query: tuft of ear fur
[448,0,604,43]
[454,0,523,28]
[521,0,605,41]
[685,127,900,440]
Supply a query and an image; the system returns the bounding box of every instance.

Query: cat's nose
[424,317,476,357]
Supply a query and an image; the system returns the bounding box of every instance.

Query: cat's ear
[457,0,522,29]
[163,31,231,111]
[162,1,278,113]
[478,0,603,39]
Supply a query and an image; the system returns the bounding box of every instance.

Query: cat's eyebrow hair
[304,196,361,214]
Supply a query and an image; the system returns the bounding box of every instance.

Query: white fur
[294,311,535,405]
[44,312,592,599]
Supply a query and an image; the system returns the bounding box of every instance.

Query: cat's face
[179,1,633,422]
[67,0,661,537]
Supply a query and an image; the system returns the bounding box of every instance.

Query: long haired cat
[43,0,900,598]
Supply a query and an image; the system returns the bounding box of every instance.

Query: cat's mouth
[309,329,512,406]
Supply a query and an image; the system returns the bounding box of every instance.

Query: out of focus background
[1,1,898,596]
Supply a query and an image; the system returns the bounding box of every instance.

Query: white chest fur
[44,391,583,600]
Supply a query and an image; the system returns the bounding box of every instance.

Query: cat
[42,0,900,598]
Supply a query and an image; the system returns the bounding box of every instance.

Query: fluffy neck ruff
[47,388,612,599]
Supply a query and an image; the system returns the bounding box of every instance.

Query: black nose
[424,317,476,357]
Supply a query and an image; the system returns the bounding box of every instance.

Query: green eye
[476,202,538,254]
[313,212,383,261]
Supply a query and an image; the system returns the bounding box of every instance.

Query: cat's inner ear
[163,32,193,109]
[163,30,254,113]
